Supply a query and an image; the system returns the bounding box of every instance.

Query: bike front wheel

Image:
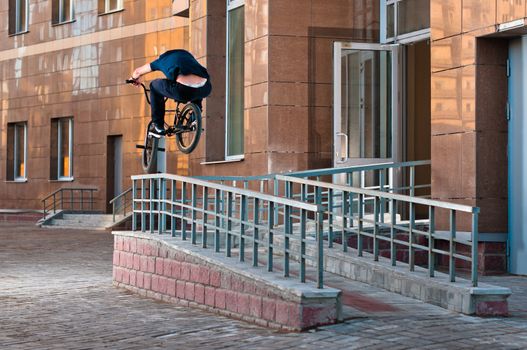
[142,121,159,174]
[175,103,202,154]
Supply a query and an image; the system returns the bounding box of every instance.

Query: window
[381,0,430,43]
[52,0,74,25]
[50,118,74,180]
[6,122,27,181]
[98,0,123,14]
[226,0,245,158]
[8,0,29,35]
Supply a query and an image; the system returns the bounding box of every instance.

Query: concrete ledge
[275,236,511,316]
[112,231,342,331]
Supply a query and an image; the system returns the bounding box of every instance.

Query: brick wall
[112,233,341,331]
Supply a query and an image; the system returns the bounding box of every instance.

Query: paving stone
[1,222,527,349]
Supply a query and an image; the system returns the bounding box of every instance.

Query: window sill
[51,177,74,182]
[200,155,244,165]
[98,8,124,16]
[8,30,29,37]
[51,19,76,27]
[5,178,28,183]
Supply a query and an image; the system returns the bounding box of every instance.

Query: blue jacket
[150,49,209,81]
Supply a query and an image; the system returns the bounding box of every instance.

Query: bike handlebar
[126,79,151,105]
[125,79,169,105]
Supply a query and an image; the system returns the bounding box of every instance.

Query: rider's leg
[149,79,169,129]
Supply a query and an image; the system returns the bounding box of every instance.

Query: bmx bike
[126,79,203,173]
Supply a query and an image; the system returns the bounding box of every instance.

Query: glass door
[333,42,401,168]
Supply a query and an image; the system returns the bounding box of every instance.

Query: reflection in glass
[59,118,72,178]
[386,3,395,39]
[398,0,430,35]
[341,50,392,159]
[226,4,245,157]
[14,123,27,179]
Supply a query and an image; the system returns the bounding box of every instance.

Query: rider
[130,49,212,138]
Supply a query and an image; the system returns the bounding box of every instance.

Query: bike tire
[142,121,159,174]
[175,103,202,154]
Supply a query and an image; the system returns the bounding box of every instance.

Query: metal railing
[42,188,98,218]
[131,173,326,288]
[287,160,431,197]
[110,187,133,222]
[274,174,480,287]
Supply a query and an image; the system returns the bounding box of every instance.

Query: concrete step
[44,214,117,230]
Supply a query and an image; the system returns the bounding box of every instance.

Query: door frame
[333,42,403,168]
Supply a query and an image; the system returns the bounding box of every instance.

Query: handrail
[132,173,319,211]
[41,187,98,218]
[274,174,480,286]
[287,160,431,178]
[110,187,133,222]
[131,173,325,288]
[275,175,476,213]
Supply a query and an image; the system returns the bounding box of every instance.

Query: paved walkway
[1,222,527,349]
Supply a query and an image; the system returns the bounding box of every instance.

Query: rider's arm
[131,63,152,80]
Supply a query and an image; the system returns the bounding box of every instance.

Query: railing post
[141,179,146,232]
[373,197,379,261]
[410,166,415,197]
[379,170,385,223]
[81,190,84,211]
[428,206,435,277]
[214,189,221,253]
[358,193,364,256]
[449,210,456,282]
[226,192,233,257]
[90,190,94,211]
[181,182,187,240]
[132,180,137,231]
[149,179,154,233]
[471,211,479,287]
[300,209,306,283]
[273,178,279,224]
[284,204,291,278]
[53,193,57,214]
[409,202,415,271]
[202,188,209,248]
[240,194,247,262]
[171,180,176,237]
[267,201,274,272]
[112,201,115,223]
[191,183,197,244]
[390,198,396,266]
[342,191,349,252]
[316,208,324,289]
[328,188,334,248]
[252,198,259,267]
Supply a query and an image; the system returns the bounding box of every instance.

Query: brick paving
[1,222,527,349]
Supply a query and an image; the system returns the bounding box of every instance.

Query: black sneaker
[148,123,166,139]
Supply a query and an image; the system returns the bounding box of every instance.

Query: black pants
[149,78,212,126]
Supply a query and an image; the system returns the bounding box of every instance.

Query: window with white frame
[381,0,430,43]
[8,0,29,35]
[52,0,74,25]
[6,122,27,181]
[50,118,74,180]
[226,0,245,158]
[98,0,123,14]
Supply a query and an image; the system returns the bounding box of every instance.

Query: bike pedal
[158,148,166,152]
[136,144,146,149]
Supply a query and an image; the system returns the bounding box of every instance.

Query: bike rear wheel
[175,103,202,154]
[142,121,159,174]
